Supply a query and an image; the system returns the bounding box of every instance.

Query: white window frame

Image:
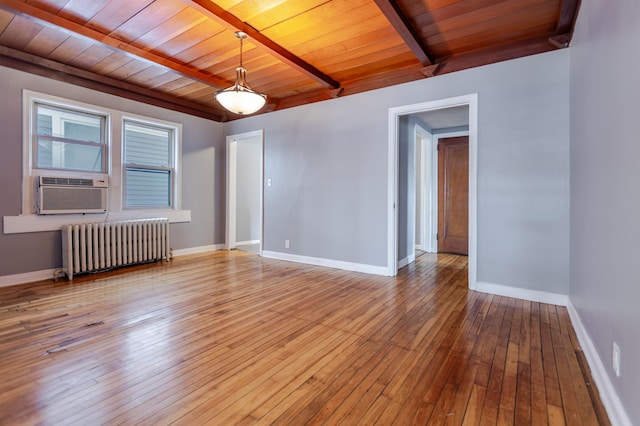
[5,90,189,234]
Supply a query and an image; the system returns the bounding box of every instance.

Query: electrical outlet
[612,342,621,377]
[285,240,290,249]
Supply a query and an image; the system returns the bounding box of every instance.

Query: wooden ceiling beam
[549,0,582,48]
[373,0,435,66]
[0,0,232,89]
[556,0,581,35]
[0,45,225,122]
[181,0,340,89]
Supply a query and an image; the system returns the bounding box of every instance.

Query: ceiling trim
[0,45,225,122]
[420,64,442,77]
[0,0,232,89]
[549,0,582,48]
[182,0,340,90]
[438,35,556,75]
[373,0,435,66]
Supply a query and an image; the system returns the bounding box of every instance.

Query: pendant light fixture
[215,31,267,115]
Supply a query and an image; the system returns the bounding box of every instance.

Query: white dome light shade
[215,67,267,115]
[214,32,267,115]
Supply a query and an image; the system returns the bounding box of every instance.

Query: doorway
[387,94,478,289]
[226,130,264,255]
[415,126,469,256]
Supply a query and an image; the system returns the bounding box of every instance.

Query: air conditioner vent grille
[40,177,94,186]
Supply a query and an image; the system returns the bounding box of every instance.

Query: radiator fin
[61,218,170,280]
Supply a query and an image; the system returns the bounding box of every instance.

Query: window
[34,103,107,173]
[123,121,176,208]
[15,90,187,231]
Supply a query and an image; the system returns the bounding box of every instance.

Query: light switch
[267,178,272,187]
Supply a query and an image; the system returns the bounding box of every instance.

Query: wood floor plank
[462,384,487,426]
[478,297,512,425]
[0,251,609,425]
[550,320,582,425]
[441,297,493,424]
[531,302,550,426]
[515,300,532,425]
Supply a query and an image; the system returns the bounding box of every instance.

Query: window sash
[33,102,107,173]
[36,138,104,173]
[124,121,173,167]
[124,167,172,208]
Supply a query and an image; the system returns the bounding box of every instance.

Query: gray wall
[236,137,261,243]
[0,66,225,276]
[224,49,571,294]
[226,100,389,264]
[569,0,640,422]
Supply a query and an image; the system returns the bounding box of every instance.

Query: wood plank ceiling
[0,0,581,122]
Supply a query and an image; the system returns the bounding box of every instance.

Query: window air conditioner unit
[37,176,108,214]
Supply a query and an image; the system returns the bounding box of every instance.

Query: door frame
[414,124,431,253]
[225,129,264,254]
[387,94,478,290]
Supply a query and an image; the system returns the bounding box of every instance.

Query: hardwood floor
[0,251,608,425]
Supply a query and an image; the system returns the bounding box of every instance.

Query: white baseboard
[172,244,224,257]
[397,253,417,269]
[236,240,260,246]
[0,269,58,288]
[261,251,388,276]
[567,301,632,426]
[475,281,569,306]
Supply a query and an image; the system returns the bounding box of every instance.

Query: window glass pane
[34,103,105,172]
[125,168,170,207]
[125,122,171,167]
[36,139,54,170]
[37,113,52,136]
[37,138,103,172]
[36,104,103,142]
[64,121,102,143]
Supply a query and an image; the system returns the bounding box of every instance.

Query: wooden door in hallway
[438,136,469,255]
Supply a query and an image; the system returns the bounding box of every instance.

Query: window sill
[3,210,191,234]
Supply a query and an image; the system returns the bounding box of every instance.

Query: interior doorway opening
[414,126,469,257]
[226,130,264,255]
[387,94,478,289]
